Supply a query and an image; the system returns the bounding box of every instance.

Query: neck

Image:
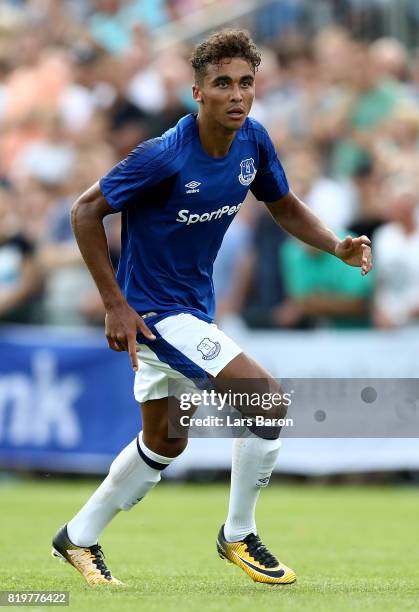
[196,112,237,157]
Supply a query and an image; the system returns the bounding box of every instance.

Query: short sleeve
[99,138,173,211]
[250,125,289,202]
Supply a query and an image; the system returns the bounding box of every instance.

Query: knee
[264,380,289,421]
[249,380,289,440]
[270,399,289,421]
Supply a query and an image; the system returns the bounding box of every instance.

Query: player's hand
[105,303,156,371]
[334,235,373,276]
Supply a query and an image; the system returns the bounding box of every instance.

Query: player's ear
[192,84,203,104]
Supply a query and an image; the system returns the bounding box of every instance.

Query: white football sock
[223,435,282,542]
[67,432,175,547]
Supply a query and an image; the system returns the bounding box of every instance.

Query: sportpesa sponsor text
[176,203,243,225]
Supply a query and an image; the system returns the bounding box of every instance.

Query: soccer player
[51,30,372,587]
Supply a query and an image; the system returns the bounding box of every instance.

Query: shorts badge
[197,338,221,360]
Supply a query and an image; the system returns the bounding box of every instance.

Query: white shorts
[134,312,242,403]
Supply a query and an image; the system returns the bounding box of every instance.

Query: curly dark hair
[190,29,261,83]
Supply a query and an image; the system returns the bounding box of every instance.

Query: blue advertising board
[0,326,140,473]
[2,325,419,476]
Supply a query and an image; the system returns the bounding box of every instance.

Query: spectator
[373,101,419,178]
[59,43,104,133]
[330,42,402,178]
[284,147,355,231]
[348,159,385,238]
[369,37,409,83]
[213,203,254,323]
[0,189,42,323]
[38,147,115,326]
[88,0,167,55]
[276,233,373,329]
[241,200,289,329]
[12,112,76,186]
[373,179,419,328]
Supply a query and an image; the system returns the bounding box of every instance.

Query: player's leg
[51,330,197,586]
[52,396,188,586]
[217,352,284,540]
[214,352,296,584]
[65,397,185,545]
[141,396,189,457]
[139,312,288,556]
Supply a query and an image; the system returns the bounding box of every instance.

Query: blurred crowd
[1,0,419,330]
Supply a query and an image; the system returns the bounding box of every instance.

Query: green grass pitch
[2,479,419,611]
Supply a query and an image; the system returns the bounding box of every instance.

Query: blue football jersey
[99,114,289,322]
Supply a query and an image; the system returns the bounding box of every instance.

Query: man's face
[193,57,255,130]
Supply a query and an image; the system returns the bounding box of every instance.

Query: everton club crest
[197,338,221,360]
[238,158,256,186]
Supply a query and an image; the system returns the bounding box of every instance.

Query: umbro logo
[185,180,201,194]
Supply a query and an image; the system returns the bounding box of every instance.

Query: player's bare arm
[71,181,155,370]
[265,190,373,276]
